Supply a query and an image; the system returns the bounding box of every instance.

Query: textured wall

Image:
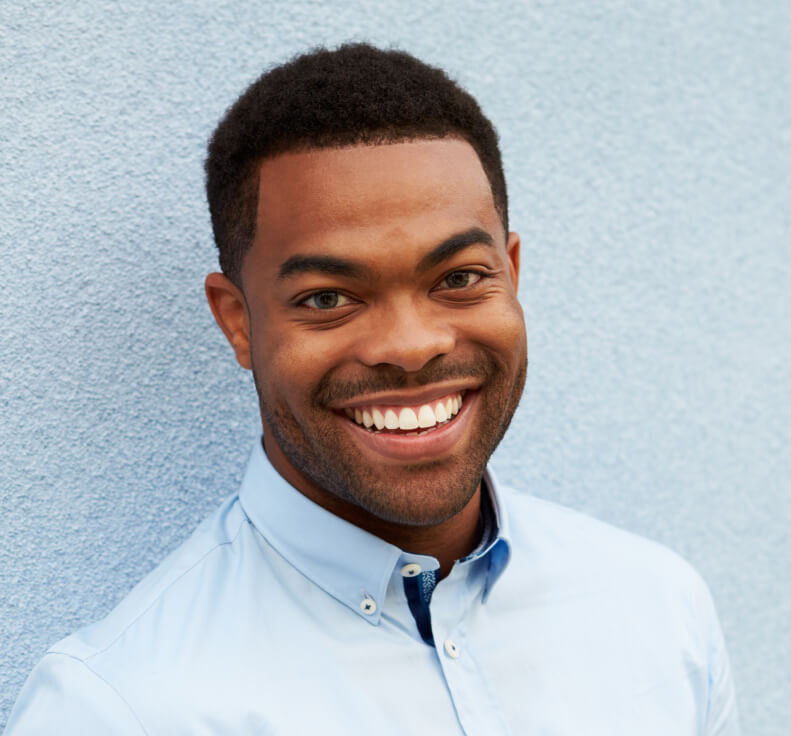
[1,1,789,732]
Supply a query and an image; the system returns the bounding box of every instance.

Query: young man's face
[217,138,526,526]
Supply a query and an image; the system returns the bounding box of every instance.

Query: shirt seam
[41,651,150,735]
[73,512,247,663]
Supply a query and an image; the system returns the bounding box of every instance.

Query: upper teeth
[344,393,463,431]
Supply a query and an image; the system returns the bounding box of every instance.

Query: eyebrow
[416,227,495,272]
[277,254,369,281]
[276,227,495,281]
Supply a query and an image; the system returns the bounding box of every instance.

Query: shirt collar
[237,441,512,622]
[477,465,512,601]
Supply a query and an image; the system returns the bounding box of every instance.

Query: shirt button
[444,638,460,659]
[401,563,422,577]
[360,597,377,614]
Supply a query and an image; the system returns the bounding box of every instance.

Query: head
[204,44,527,529]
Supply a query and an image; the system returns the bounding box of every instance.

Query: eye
[440,271,482,289]
[301,291,353,310]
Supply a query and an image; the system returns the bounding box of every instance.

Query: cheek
[254,328,350,404]
[250,324,302,398]
[471,299,526,360]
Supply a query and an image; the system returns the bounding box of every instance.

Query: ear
[505,231,521,293]
[204,272,252,370]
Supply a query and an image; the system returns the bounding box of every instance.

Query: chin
[333,456,484,527]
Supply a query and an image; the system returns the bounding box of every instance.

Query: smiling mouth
[340,391,465,436]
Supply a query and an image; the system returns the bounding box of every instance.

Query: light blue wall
[1,1,788,731]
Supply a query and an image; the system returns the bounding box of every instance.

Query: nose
[355,297,456,373]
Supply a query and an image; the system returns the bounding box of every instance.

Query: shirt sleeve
[701,586,740,736]
[4,652,147,736]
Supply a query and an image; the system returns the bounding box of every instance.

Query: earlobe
[204,272,252,370]
[506,232,521,293]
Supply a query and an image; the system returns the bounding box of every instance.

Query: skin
[206,138,527,576]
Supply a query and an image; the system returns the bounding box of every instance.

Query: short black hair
[205,43,508,285]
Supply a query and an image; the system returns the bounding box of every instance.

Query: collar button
[401,563,422,577]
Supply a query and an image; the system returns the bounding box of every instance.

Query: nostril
[358,335,456,373]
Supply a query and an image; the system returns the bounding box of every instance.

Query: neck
[261,434,482,578]
[310,485,483,580]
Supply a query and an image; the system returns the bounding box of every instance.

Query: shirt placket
[429,556,512,736]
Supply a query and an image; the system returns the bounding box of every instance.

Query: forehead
[247,139,501,277]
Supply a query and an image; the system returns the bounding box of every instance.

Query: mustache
[313,354,497,406]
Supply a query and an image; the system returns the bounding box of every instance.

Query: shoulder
[496,486,719,640]
[4,651,148,734]
[503,487,702,582]
[483,486,741,733]
[493,487,739,727]
[5,494,253,734]
[50,493,249,663]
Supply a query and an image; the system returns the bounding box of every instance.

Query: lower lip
[337,391,478,463]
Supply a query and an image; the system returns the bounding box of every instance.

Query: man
[5,44,738,734]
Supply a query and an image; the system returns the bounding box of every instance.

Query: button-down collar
[237,440,511,624]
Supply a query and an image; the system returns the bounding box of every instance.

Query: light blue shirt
[5,442,739,734]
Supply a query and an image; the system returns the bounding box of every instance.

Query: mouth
[334,389,477,462]
[340,391,466,436]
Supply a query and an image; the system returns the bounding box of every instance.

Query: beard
[253,349,526,527]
